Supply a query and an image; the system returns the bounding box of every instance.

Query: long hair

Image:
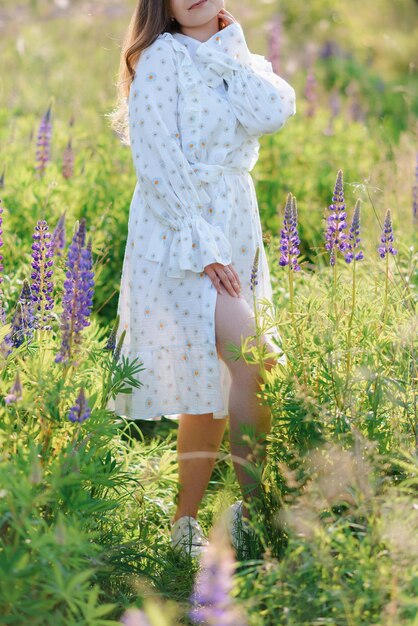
[106,0,182,146]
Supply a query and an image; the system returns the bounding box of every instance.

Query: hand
[217,8,238,29]
[204,262,242,297]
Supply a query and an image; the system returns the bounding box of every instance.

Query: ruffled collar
[158,22,240,53]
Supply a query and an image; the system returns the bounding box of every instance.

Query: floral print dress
[108,21,296,421]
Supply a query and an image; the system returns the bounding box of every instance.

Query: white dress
[108,22,296,421]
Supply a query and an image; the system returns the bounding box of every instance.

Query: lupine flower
[267,13,282,75]
[4,371,23,404]
[68,387,91,423]
[378,209,397,258]
[120,608,152,626]
[188,520,249,626]
[113,329,126,364]
[319,39,339,59]
[344,199,364,263]
[3,280,36,352]
[62,138,74,179]
[35,103,52,177]
[279,193,301,271]
[31,219,55,330]
[51,211,67,257]
[55,218,94,366]
[105,315,120,353]
[250,246,260,291]
[413,151,418,224]
[325,169,349,266]
[0,198,5,325]
[304,64,317,118]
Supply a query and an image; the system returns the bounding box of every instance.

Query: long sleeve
[128,39,233,278]
[195,22,296,136]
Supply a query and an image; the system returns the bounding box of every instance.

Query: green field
[0,1,417,624]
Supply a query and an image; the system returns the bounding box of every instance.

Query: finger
[208,271,224,295]
[218,8,236,22]
[219,269,240,297]
[225,265,241,294]
[230,265,242,290]
[217,9,234,22]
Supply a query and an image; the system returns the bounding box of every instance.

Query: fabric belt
[191,162,250,184]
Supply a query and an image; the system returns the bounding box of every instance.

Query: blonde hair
[105,0,181,146]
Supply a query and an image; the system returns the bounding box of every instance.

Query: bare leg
[171,412,227,525]
[215,292,277,522]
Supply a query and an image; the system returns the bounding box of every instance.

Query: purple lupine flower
[319,39,339,59]
[0,198,5,325]
[4,281,36,350]
[51,211,67,258]
[344,199,364,263]
[62,138,74,179]
[267,13,282,75]
[55,218,94,366]
[413,151,418,224]
[304,64,317,118]
[279,193,301,271]
[105,315,120,353]
[325,169,349,266]
[188,521,249,626]
[113,329,126,364]
[4,371,23,404]
[31,219,55,331]
[378,209,397,258]
[68,387,91,423]
[250,246,260,291]
[35,103,52,177]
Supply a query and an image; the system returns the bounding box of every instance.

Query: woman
[108,0,296,558]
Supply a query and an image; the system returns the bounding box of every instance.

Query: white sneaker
[225,500,252,557]
[170,515,210,559]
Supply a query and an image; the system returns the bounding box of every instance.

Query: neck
[179,16,221,42]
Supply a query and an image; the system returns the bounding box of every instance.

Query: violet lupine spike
[62,138,74,179]
[35,103,52,177]
[188,521,249,626]
[279,193,301,271]
[413,151,418,224]
[250,246,260,291]
[5,281,36,350]
[51,211,66,258]
[105,315,120,352]
[378,209,398,258]
[113,329,126,364]
[325,169,349,266]
[4,371,23,405]
[68,387,91,423]
[0,198,5,325]
[267,13,282,75]
[344,199,364,263]
[55,218,95,366]
[31,219,55,331]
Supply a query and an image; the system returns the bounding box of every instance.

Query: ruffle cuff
[142,214,233,279]
[195,22,262,88]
